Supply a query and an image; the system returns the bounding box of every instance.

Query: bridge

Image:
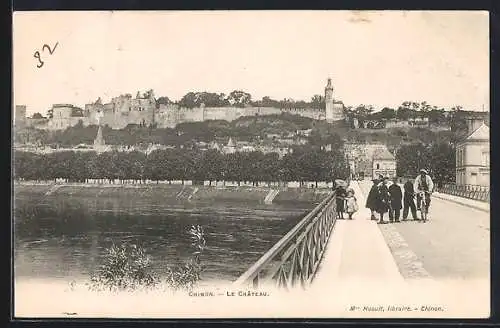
[234,180,490,293]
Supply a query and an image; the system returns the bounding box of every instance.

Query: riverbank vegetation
[88,225,206,292]
[13,148,350,187]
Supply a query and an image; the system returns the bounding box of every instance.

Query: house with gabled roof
[372,146,396,179]
[455,122,489,186]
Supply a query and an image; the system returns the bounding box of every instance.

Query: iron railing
[233,191,337,290]
[436,184,490,203]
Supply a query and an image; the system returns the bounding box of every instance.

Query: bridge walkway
[311,180,405,291]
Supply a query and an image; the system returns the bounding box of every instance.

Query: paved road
[358,181,490,280]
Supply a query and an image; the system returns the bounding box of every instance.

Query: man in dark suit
[402,178,418,220]
[388,177,402,222]
[365,178,380,220]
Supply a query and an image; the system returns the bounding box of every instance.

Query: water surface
[14,186,318,283]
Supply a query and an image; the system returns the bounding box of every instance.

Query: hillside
[15,113,456,147]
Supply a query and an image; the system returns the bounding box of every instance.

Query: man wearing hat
[365,178,380,220]
[376,176,392,224]
[414,169,434,214]
[402,177,418,220]
[388,176,402,222]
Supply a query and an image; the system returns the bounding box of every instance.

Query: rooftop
[463,123,489,142]
[372,147,396,161]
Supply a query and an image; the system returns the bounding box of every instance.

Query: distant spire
[326,78,333,90]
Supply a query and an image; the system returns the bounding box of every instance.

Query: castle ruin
[30,79,346,131]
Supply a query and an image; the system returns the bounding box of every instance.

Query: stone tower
[325,78,334,123]
[324,78,344,123]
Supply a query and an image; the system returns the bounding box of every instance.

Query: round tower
[324,78,344,123]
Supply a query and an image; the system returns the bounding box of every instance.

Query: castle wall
[84,94,156,129]
[178,107,205,123]
[15,105,27,127]
[26,118,50,129]
[48,116,87,130]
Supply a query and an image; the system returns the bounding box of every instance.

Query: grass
[87,225,206,293]
[191,186,269,204]
[274,189,329,205]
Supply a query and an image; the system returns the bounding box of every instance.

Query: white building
[371,147,397,179]
[455,122,489,186]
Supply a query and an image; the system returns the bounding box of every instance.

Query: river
[13,185,320,284]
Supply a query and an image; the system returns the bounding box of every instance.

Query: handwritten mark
[34,42,59,68]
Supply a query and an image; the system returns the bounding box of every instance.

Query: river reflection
[14,189,315,283]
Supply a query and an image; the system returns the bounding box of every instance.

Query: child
[345,188,358,220]
[335,185,347,219]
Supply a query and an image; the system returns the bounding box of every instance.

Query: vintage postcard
[12,10,490,319]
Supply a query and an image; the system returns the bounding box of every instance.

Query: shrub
[88,243,160,292]
[164,225,206,291]
[88,225,206,292]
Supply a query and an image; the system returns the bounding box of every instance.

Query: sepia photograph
[12,10,490,319]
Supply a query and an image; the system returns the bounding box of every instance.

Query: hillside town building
[371,147,397,180]
[455,120,489,186]
[344,142,391,180]
[48,104,85,130]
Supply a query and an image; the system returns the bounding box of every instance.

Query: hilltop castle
[20,79,346,131]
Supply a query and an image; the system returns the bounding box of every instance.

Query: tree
[428,144,454,186]
[310,95,324,109]
[379,107,396,120]
[354,104,374,128]
[201,149,224,185]
[354,104,374,117]
[227,90,252,108]
[156,96,172,105]
[395,143,429,178]
[395,142,455,184]
[260,152,280,185]
[144,150,165,183]
[428,108,446,125]
[260,96,280,108]
[32,112,45,119]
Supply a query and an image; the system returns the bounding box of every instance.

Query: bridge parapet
[436,184,490,203]
[233,191,337,290]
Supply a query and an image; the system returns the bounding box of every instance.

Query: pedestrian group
[365,170,433,224]
[335,169,434,224]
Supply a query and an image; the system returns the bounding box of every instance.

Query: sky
[13,10,489,116]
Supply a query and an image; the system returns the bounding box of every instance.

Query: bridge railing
[232,191,337,290]
[435,184,490,203]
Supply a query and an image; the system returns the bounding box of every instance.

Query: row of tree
[174,91,326,109]
[344,101,467,129]
[395,141,456,187]
[14,148,350,186]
